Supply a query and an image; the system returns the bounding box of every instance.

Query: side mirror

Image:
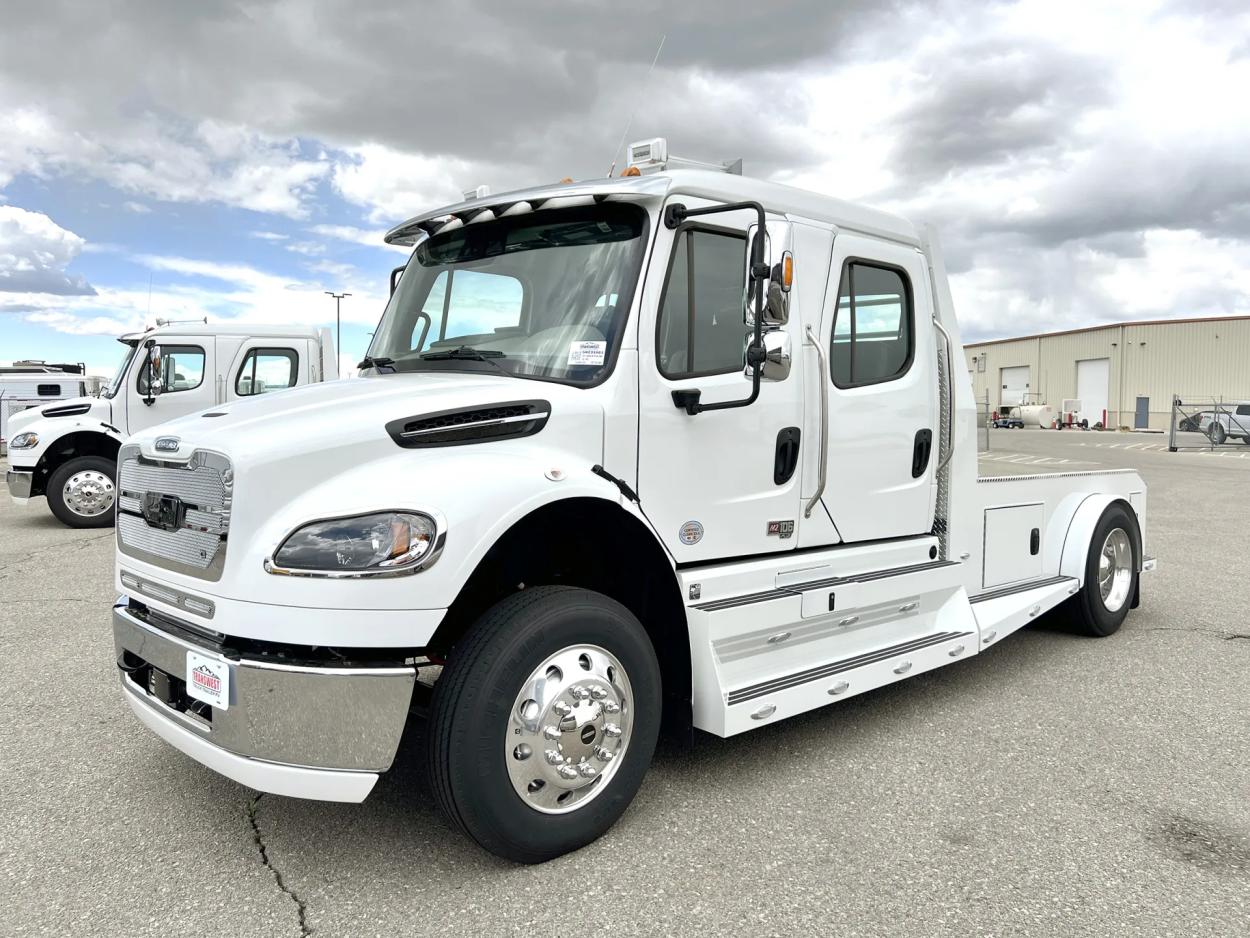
[745,330,792,382]
[143,345,163,403]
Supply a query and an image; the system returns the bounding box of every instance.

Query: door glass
[657,228,748,378]
[138,345,205,394]
[235,348,299,396]
[830,263,912,387]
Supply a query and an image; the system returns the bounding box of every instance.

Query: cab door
[124,339,215,434]
[812,233,937,542]
[636,201,805,562]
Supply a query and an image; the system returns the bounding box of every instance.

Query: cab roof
[119,323,324,343]
[384,170,921,249]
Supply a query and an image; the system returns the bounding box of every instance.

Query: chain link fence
[1167,396,1250,452]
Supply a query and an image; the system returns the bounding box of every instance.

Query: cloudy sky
[1,0,1248,375]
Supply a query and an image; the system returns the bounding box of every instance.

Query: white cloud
[331,143,468,224]
[122,201,151,214]
[0,205,95,295]
[310,223,409,253]
[249,230,289,241]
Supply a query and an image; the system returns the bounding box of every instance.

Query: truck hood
[126,372,606,471]
[5,395,111,436]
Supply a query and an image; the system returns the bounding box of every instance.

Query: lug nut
[590,686,608,700]
[603,723,622,738]
[557,765,579,780]
[602,701,621,714]
[570,686,591,700]
[594,746,614,762]
[578,764,597,778]
[552,701,573,716]
[542,725,562,740]
[544,749,563,765]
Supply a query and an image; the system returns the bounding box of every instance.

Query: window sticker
[567,341,607,366]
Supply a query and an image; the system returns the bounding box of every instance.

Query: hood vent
[387,400,551,449]
[41,402,92,418]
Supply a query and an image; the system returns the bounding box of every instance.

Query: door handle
[912,429,933,478]
[774,427,801,485]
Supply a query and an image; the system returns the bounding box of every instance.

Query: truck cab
[107,143,1151,863]
[5,323,336,527]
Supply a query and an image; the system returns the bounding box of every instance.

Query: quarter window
[138,345,205,394]
[657,227,748,378]
[830,262,913,387]
[236,348,299,396]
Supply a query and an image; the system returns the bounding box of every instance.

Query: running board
[971,576,1080,650]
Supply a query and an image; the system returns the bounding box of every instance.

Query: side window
[235,348,299,396]
[1236,404,1250,416]
[138,345,205,394]
[656,227,748,378]
[830,261,913,387]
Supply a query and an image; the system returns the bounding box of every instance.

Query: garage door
[1000,365,1030,406]
[1076,358,1110,426]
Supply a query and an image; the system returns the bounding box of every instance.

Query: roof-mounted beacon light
[462,185,491,200]
[626,136,742,175]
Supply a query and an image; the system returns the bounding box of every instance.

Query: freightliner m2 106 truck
[108,141,1152,862]
[5,323,336,527]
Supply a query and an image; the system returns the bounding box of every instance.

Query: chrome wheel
[62,469,115,518]
[505,644,633,815]
[1098,528,1133,613]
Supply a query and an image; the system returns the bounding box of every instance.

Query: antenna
[607,34,666,178]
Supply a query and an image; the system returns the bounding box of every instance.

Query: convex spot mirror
[744,329,792,382]
[145,345,164,398]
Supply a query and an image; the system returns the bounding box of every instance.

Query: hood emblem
[154,436,180,453]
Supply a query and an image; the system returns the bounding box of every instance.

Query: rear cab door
[221,336,307,404]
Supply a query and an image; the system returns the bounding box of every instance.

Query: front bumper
[6,468,33,504]
[113,598,417,802]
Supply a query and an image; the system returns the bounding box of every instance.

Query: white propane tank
[1020,404,1054,428]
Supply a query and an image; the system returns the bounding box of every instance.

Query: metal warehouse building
[963,315,1250,430]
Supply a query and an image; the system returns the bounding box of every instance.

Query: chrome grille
[116,445,232,581]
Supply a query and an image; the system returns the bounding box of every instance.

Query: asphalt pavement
[2,430,1247,937]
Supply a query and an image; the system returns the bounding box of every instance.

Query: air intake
[386,400,551,449]
[41,402,92,418]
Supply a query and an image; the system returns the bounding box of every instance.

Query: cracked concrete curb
[247,794,313,936]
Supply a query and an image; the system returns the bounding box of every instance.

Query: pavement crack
[247,794,312,937]
[1138,626,1244,639]
[1226,633,1250,642]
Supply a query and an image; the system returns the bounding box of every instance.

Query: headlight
[268,511,443,577]
[9,432,38,449]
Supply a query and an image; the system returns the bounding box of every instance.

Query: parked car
[1198,403,1250,444]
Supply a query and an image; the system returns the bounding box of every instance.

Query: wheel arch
[1059,494,1143,586]
[429,496,691,731]
[32,428,122,497]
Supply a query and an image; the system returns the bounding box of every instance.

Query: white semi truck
[5,323,337,527]
[107,142,1152,863]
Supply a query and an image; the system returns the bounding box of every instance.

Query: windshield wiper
[357,355,395,370]
[419,346,507,362]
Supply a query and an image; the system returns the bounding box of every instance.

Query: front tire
[1070,503,1138,637]
[46,456,116,528]
[427,586,661,863]
[1209,423,1226,444]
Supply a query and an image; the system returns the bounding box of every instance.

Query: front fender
[9,418,123,472]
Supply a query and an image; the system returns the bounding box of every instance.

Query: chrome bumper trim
[6,469,33,501]
[113,599,416,774]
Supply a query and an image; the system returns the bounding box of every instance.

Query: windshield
[367,203,647,385]
[101,344,137,399]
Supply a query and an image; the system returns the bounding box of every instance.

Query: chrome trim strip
[263,508,447,579]
[119,569,216,619]
[804,324,828,519]
[399,411,539,438]
[932,317,955,474]
[969,575,1075,604]
[691,559,956,612]
[727,631,971,705]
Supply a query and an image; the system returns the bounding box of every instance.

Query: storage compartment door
[983,504,1044,589]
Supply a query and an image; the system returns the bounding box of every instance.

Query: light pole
[325,291,351,362]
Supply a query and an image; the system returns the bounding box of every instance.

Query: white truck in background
[5,323,336,527]
[107,141,1153,863]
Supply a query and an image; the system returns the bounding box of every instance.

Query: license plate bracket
[185,651,230,710]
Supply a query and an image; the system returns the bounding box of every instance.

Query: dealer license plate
[186,651,230,710]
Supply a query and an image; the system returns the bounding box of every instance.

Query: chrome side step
[727,629,973,705]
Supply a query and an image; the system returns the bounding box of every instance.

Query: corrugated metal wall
[964,317,1250,429]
